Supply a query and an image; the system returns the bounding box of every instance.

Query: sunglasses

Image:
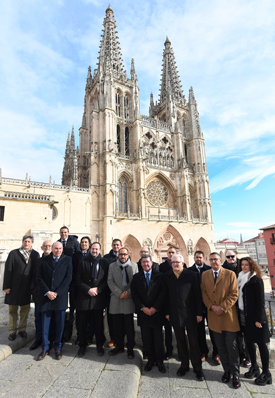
[226,255,235,259]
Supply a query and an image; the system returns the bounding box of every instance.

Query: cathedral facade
[61,5,215,264]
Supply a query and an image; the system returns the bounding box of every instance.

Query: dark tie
[145,272,150,286]
[214,271,218,283]
[83,252,87,258]
[62,240,66,249]
[53,258,58,268]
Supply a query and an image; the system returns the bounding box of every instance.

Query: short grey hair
[22,234,34,242]
[172,254,184,262]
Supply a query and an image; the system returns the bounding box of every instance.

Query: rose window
[147,181,168,206]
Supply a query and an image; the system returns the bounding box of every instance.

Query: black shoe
[255,372,272,386]
[29,340,42,351]
[78,346,86,357]
[244,367,260,379]
[37,350,49,361]
[97,346,104,356]
[109,347,124,356]
[18,330,27,338]
[156,362,166,373]
[164,350,173,360]
[221,371,231,383]
[232,374,241,389]
[127,349,135,359]
[55,350,62,360]
[177,366,190,376]
[195,370,205,381]
[144,361,154,372]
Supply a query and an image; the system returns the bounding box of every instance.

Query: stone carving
[147,180,168,207]
[187,239,193,255]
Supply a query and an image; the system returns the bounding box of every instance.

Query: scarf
[237,271,256,310]
[90,254,101,281]
[116,257,131,287]
[19,246,32,264]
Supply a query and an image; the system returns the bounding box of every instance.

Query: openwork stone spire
[159,37,184,102]
[97,5,125,75]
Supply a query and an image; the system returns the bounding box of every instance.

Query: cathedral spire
[65,131,70,154]
[188,87,202,138]
[97,5,125,77]
[70,125,75,150]
[159,37,183,103]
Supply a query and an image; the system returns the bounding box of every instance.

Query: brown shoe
[8,332,16,341]
[232,374,241,389]
[18,330,27,338]
[221,371,231,383]
[107,340,115,348]
[201,353,207,362]
[109,347,124,356]
[212,354,221,365]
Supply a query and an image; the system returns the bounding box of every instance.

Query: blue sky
[0,0,274,241]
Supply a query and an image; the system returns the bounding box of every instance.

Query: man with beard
[76,242,109,357]
[29,240,52,350]
[3,234,40,341]
[103,238,122,348]
[189,251,220,364]
[108,247,138,359]
[164,254,205,381]
[37,242,72,361]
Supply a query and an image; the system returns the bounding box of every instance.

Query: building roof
[217,238,240,245]
[244,233,264,243]
[260,224,275,231]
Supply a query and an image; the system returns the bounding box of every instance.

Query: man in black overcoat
[58,226,80,327]
[189,250,219,364]
[37,241,72,361]
[131,254,166,373]
[3,234,40,341]
[164,254,205,381]
[76,242,109,357]
[29,239,52,350]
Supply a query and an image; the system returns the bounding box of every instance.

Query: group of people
[2,230,271,388]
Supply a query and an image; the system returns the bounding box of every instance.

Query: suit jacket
[131,269,165,328]
[31,254,46,303]
[164,268,202,328]
[189,263,211,314]
[201,267,240,333]
[103,250,118,264]
[58,235,80,257]
[3,248,40,306]
[108,260,138,314]
[76,254,109,311]
[38,253,72,312]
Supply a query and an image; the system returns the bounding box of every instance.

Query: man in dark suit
[37,241,72,361]
[29,240,52,350]
[76,242,109,357]
[159,246,186,360]
[3,234,40,341]
[103,238,122,348]
[58,226,80,332]
[72,236,92,345]
[164,254,205,381]
[131,254,166,373]
[189,250,220,364]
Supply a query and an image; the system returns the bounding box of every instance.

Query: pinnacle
[159,38,184,103]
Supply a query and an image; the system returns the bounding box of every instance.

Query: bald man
[37,242,72,361]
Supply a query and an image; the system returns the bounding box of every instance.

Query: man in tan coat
[201,252,241,389]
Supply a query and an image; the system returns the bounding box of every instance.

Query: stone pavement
[0,303,275,397]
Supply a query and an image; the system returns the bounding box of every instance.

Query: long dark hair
[238,257,262,278]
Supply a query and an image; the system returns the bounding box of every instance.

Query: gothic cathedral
[62,5,215,265]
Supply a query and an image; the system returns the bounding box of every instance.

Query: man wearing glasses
[107,247,138,359]
[201,252,241,388]
[223,250,238,275]
[164,254,205,381]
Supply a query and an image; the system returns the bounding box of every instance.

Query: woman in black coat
[237,257,271,386]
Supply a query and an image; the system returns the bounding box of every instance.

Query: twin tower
[61,5,214,264]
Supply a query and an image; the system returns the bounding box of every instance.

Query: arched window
[125,127,129,156]
[117,125,121,153]
[116,93,120,116]
[124,96,130,119]
[118,177,127,213]
[184,143,188,162]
